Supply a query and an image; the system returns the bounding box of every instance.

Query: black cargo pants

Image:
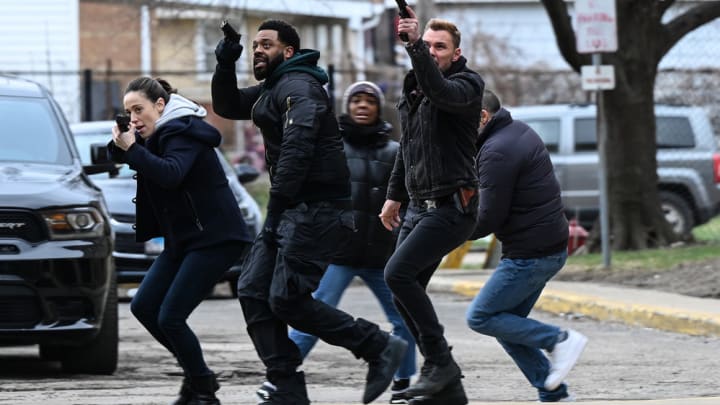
[237,201,388,381]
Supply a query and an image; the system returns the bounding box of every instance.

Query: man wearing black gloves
[211,19,407,405]
[466,90,587,403]
[380,6,484,405]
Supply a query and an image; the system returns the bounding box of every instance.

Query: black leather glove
[261,212,281,247]
[215,38,243,67]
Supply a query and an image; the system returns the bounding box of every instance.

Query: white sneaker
[544,330,588,391]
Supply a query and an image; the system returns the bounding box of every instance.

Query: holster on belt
[453,187,478,214]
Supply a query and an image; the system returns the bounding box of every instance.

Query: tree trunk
[586,1,678,251]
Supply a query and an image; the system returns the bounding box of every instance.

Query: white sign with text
[581,65,616,90]
[576,0,618,53]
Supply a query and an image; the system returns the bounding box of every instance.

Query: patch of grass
[693,216,720,242]
[566,242,720,272]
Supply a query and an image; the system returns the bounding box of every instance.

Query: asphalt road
[1,284,719,404]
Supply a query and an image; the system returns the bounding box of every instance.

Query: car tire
[659,191,694,238]
[59,272,119,375]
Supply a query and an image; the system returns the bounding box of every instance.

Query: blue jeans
[289,264,417,379]
[130,241,245,378]
[465,250,569,402]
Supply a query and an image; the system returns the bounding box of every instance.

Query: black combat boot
[405,341,461,397]
[187,374,220,405]
[408,378,467,405]
[170,377,193,405]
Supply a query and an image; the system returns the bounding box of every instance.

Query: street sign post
[576,0,618,268]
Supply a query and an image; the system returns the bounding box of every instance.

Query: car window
[523,119,560,153]
[0,96,73,164]
[73,131,135,179]
[574,116,695,151]
[656,117,695,148]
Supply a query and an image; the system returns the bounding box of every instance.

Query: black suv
[0,75,118,374]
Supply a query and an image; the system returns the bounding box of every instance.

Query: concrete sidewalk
[428,269,720,337]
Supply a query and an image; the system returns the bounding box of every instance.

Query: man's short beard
[254,53,285,81]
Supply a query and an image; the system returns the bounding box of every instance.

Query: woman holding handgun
[109,77,253,405]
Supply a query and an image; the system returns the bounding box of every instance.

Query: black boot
[408,378,467,405]
[187,374,220,405]
[405,342,461,397]
[170,377,192,405]
[260,371,310,405]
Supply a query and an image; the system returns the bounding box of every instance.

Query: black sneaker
[258,372,310,405]
[389,378,410,404]
[255,381,276,403]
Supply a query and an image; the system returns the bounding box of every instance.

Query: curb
[431,279,720,337]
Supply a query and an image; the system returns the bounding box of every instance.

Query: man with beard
[211,19,407,405]
[379,6,484,405]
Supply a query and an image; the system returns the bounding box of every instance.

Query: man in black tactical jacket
[212,19,407,405]
[379,7,484,405]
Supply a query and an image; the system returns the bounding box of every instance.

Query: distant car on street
[0,75,118,374]
[511,104,720,238]
[70,120,262,292]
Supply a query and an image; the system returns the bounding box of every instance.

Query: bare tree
[541,0,720,250]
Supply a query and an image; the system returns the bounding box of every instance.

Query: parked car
[0,75,118,374]
[70,120,262,293]
[511,104,720,238]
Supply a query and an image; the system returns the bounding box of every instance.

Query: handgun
[395,0,410,42]
[115,114,130,133]
[220,20,241,43]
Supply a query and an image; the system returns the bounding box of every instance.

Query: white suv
[510,104,720,237]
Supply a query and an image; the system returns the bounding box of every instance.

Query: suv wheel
[659,191,694,238]
[59,272,119,374]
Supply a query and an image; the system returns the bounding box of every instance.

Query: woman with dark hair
[109,77,253,405]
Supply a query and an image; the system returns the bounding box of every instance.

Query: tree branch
[540,0,589,72]
[659,2,720,57]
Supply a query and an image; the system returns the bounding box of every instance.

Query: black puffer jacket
[331,115,400,268]
[212,49,350,215]
[471,108,568,258]
[387,40,484,202]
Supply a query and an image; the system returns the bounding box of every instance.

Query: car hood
[0,163,104,209]
[91,177,136,217]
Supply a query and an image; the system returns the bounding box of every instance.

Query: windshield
[73,131,135,179]
[0,96,73,164]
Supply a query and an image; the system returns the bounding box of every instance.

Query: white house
[0,0,80,122]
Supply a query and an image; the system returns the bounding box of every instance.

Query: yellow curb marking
[452,282,720,337]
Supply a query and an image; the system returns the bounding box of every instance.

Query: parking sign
[575,0,618,53]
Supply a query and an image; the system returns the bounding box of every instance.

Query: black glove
[261,212,282,247]
[215,38,243,67]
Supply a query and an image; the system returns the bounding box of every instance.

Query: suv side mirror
[84,143,119,176]
[234,163,260,184]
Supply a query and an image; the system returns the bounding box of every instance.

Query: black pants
[384,199,477,361]
[237,201,388,381]
[131,241,247,378]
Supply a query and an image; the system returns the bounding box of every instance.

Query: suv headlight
[41,207,106,240]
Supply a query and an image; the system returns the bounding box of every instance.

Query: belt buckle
[424,199,437,209]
